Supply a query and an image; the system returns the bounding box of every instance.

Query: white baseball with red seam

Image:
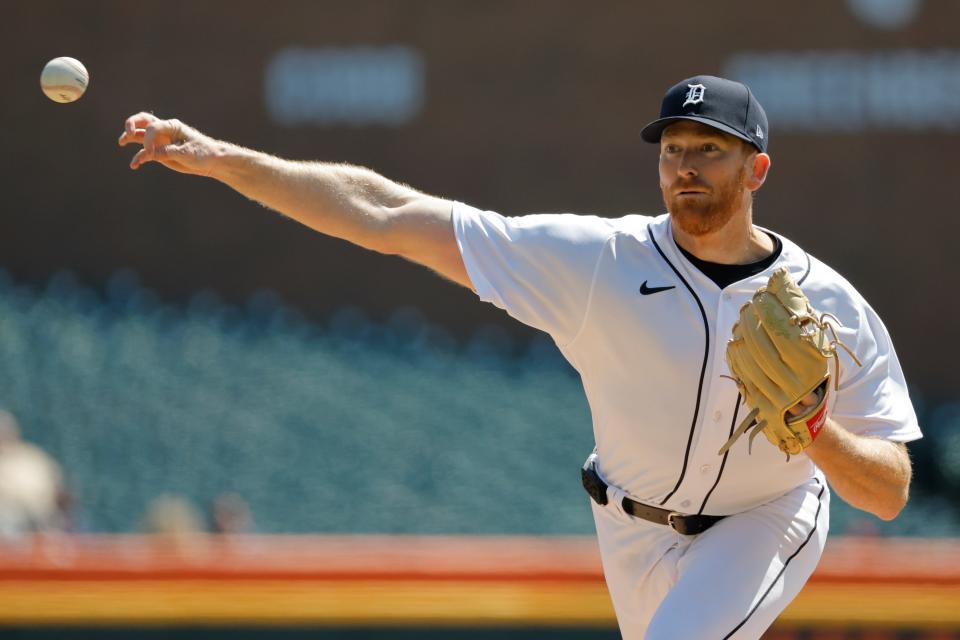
[40,57,89,103]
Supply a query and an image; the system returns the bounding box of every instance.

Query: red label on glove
[805,404,828,440]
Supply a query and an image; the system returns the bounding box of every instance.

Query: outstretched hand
[118,112,220,176]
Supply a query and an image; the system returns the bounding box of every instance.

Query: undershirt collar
[676,232,783,290]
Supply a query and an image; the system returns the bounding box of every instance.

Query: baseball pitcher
[120,75,920,639]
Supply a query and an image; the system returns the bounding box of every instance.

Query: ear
[744,153,771,191]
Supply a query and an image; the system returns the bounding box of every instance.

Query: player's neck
[671,207,775,266]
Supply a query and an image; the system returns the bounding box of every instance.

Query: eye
[702,142,719,152]
[663,143,681,153]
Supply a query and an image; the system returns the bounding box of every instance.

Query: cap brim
[640,115,755,148]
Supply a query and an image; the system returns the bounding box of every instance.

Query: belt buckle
[667,512,689,535]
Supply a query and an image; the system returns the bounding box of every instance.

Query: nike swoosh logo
[639,281,676,296]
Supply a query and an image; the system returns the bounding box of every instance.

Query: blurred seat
[0,268,953,537]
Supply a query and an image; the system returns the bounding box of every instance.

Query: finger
[144,120,186,148]
[130,144,171,169]
[118,128,146,146]
[132,141,190,170]
[142,124,159,151]
[140,122,172,157]
[130,147,151,169]
[119,112,158,146]
[787,393,820,416]
[125,112,158,134]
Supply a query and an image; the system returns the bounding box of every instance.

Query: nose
[677,150,699,177]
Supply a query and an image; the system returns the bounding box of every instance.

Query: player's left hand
[787,393,819,417]
[718,268,862,458]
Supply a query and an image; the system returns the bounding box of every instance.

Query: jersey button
[680,500,692,509]
[700,464,712,474]
[713,410,722,422]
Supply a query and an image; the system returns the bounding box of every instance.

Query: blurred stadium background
[1,0,958,638]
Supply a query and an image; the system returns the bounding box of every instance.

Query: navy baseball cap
[641,75,769,153]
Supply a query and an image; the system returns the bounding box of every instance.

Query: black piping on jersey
[721,478,826,639]
[648,226,710,506]
[696,393,741,515]
[798,251,812,286]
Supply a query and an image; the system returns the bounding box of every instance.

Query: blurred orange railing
[0,534,958,632]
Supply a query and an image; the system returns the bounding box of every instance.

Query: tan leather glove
[718,268,861,457]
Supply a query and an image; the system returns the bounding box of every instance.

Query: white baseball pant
[590,474,829,639]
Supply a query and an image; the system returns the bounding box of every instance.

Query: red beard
[663,169,747,237]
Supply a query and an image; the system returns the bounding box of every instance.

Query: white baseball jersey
[453,201,922,638]
[453,201,921,516]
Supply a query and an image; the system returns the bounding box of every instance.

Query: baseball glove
[718,267,861,458]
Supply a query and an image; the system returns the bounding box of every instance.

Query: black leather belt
[581,465,725,536]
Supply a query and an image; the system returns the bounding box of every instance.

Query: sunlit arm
[805,418,912,521]
[118,113,470,287]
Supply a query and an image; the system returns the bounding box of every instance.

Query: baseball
[40,57,89,103]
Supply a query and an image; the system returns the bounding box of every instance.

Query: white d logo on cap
[683,84,706,107]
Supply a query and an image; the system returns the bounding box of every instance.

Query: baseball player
[119,74,920,639]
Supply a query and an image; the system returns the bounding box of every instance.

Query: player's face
[659,122,754,236]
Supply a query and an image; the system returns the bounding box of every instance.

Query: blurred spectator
[0,410,68,539]
[140,494,205,536]
[140,494,209,560]
[211,492,254,534]
[56,485,87,533]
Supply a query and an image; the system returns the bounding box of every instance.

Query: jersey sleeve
[452,201,615,346]
[831,300,922,443]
